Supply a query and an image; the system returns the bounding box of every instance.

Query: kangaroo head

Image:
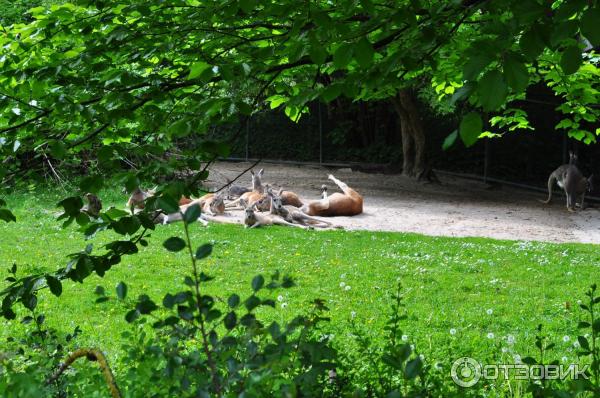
[251,169,264,192]
[271,194,284,210]
[254,194,271,212]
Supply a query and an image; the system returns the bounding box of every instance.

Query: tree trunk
[391,89,433,180]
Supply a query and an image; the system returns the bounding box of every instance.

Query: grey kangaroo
[541,152,593,211]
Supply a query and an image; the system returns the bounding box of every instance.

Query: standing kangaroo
[302,174,363,217]
[541,152,593,211]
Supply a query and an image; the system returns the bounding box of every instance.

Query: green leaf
[251,275,265,292]
[125,309,140,323]
[354,38,375,68]
[188,61,211,80]
[224,311,237,330]
[463,55,493,80]
[577,335,590,350]
[195,243,212,259]
[309,40,328,65]
[116,281,127,300]
[442,130,458,151]
[503,56,529,92]
[228,294,240,308]
[581,8,600,46]
[321,84,342,103]
[184,204,201,224]
[519,28,545,60]
[560,45,582,75]
[49,141,67,159]
[459,112,483,147]
[136,297,158,314]
[0,209,16,223]
[163,237,186,252]
[333,43,354,69]
[157,196,180,214]
[46,275,62,297]
[57,196,84,216]
[80,175,104,194]
[477,70,507,111]
[404,357,423,379]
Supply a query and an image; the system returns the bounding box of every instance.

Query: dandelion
[507,335,515,345]
[350,311,356,319]
[486,309,493,315]
[513,354,521,363]
[277,295,284,302]
[401,334,409,342]
[339,282,346,288]
[450,328,457,335]
[281,302,288,309]
[345,285,351,291]
[419,354,425,360]
[573,341,580,349]
[487,332,495,339]
[340,273,346,279]
[561,356,568,362]
[501,347,508,353]
[563,335,570,343]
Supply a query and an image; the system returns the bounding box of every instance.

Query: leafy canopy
[0,0,598,188]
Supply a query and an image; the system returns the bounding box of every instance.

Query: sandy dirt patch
[203,161,600,244]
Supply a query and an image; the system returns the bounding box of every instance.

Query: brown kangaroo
[302,175,363,217]
[226,169,265,209]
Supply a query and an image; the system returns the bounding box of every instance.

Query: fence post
[318,102,323,165]
[245,118,249,161]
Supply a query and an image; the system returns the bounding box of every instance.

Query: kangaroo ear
[250,170,255,175]
[258,168,264,176]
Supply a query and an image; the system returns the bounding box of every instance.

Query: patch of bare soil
[204,161,600,244]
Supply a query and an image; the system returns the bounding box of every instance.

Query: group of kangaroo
[541,151,594,212]
[125,169,364,229]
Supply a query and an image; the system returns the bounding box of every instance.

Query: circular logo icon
[451,357,481,387]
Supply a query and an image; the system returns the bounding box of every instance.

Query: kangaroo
[161,193,226,224]
[244,205,307,229]
[268,190,333,228]
[81,193,102,218]
[126,187,155,209]
[302,175,363,217]
[541,153,593,211]
[227,185,251,199]
[226,169,265,209]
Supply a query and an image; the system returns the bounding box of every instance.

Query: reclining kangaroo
[161,193,227,224]
[244,205,307,229]
[226,169,266,209]
[267,189,333,228]
[541,152,593,211]
[302,174,363,217]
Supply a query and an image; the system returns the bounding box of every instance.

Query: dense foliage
[0,0,599,190]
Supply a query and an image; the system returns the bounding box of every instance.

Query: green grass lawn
[1,187,599,377]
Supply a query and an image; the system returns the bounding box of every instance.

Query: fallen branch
[47,348,121,398]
